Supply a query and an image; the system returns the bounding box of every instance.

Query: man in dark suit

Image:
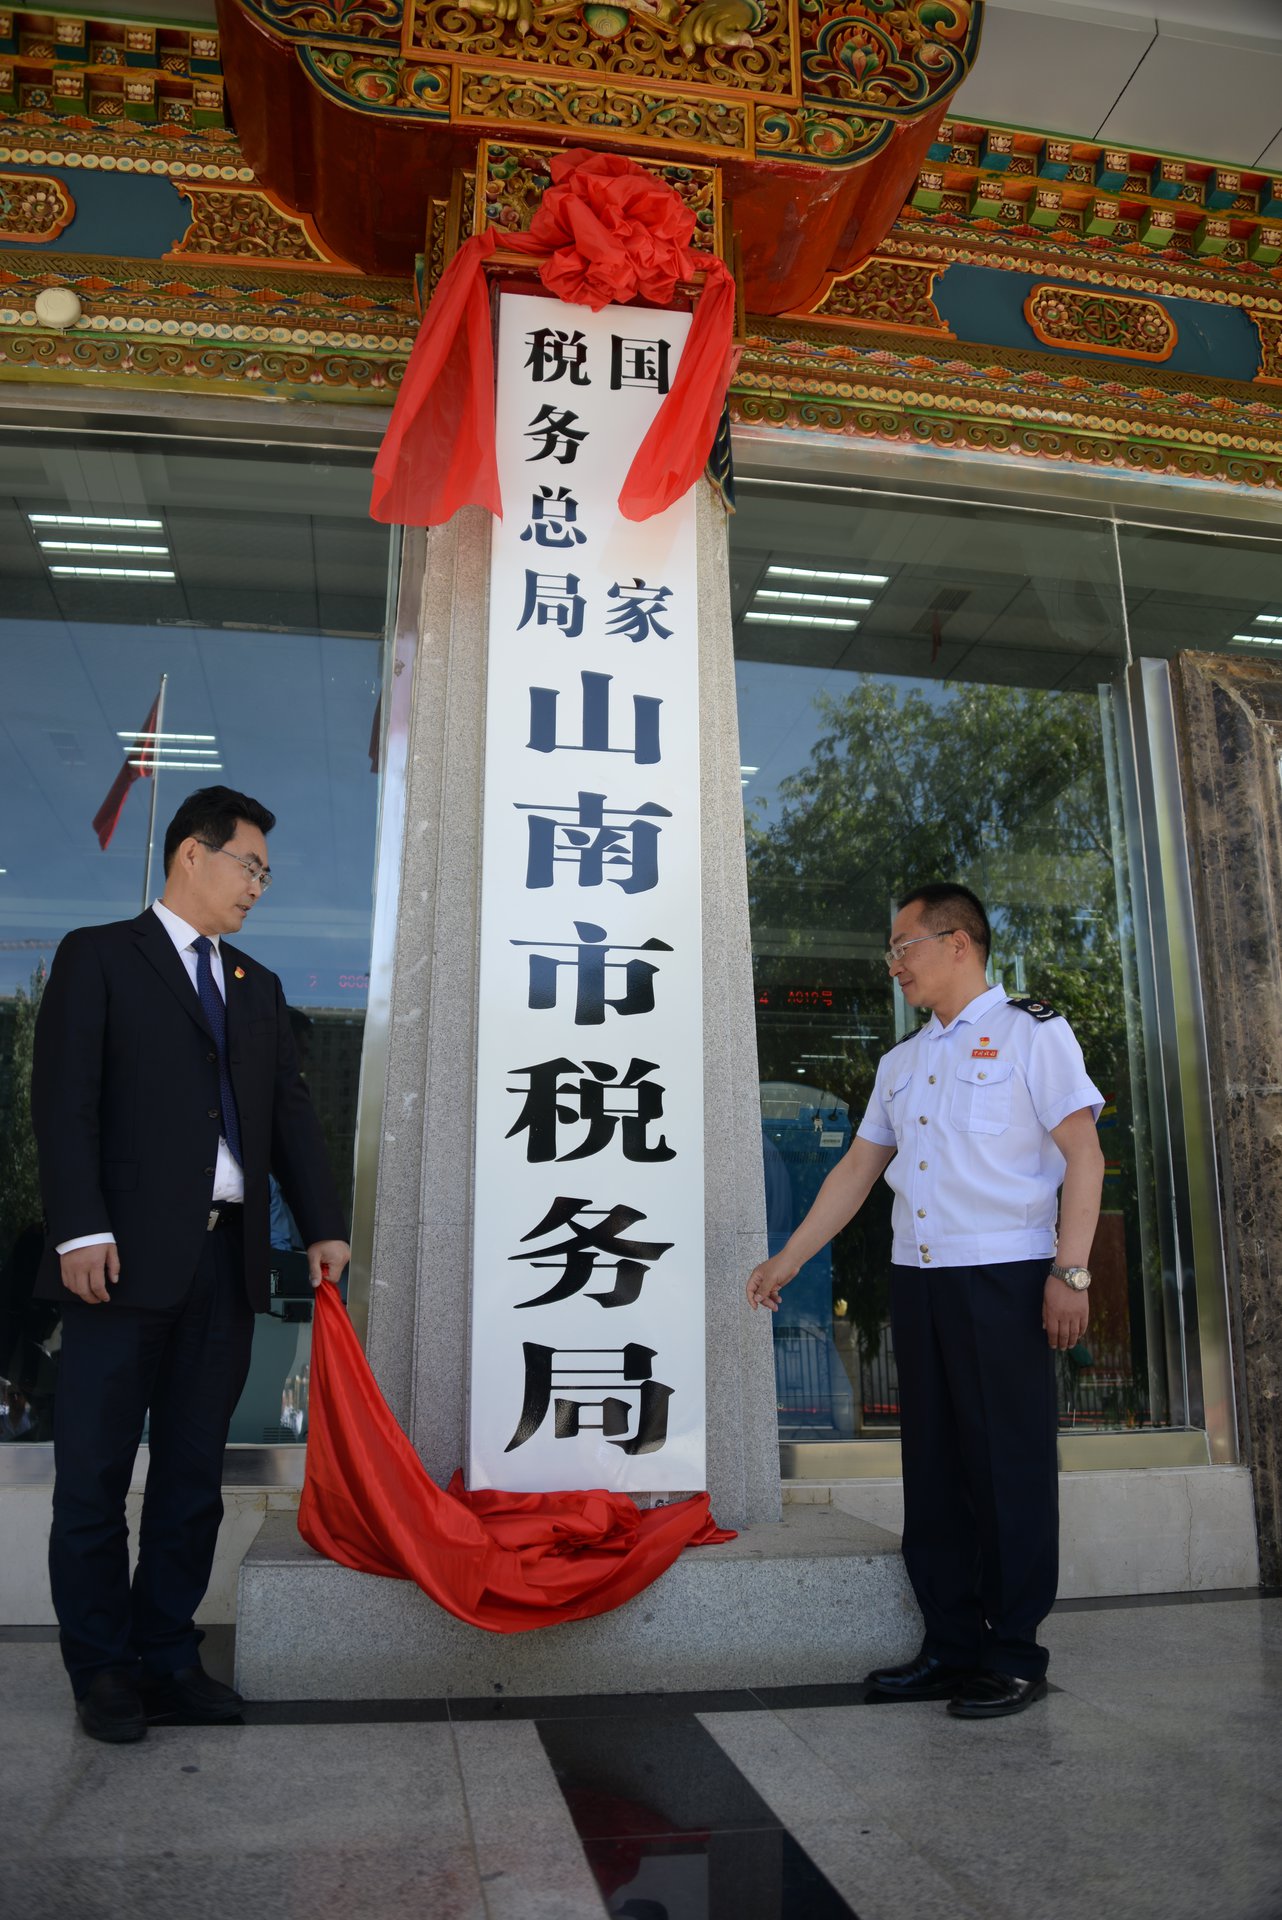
[32,786,350,1743]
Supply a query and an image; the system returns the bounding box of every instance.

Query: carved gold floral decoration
[1024,284,1177,363]
[0,170,75,242]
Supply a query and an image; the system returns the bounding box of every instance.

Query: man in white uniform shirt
[747,883,1104,1718]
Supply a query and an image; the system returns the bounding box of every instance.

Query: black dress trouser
[49,1219,255,1697]
[889,1259,1059,1681]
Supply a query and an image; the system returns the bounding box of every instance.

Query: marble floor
[3,1591,1281,1920]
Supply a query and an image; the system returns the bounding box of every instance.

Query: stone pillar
[1171,651,1282,1584]
[361,487,781,1528]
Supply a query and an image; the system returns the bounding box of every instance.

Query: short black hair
[163,785,276,876]
[897,881,991,961]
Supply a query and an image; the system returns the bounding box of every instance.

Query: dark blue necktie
[193,934,243,1169]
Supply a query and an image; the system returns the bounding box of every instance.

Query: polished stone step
[235,1502,920,1700]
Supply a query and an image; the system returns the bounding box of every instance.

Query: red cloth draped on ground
[298,1281,735,1632]
[369,149,737,528]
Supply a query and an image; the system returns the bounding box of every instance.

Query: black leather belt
[207,1203,244,1232]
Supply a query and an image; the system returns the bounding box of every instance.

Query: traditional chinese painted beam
[213,0,983,314]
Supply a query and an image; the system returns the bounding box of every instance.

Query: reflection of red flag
[368,692,381,775]
[92,688,160,850]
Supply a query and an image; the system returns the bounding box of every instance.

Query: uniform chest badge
[972,1046,998,1058]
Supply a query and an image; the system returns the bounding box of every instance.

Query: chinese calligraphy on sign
[470,293,704,1493]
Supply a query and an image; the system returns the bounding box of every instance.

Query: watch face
[1065,1269,1090,1290]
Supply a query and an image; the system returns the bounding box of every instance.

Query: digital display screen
[755,985,836,1011]
[302,970,370,995]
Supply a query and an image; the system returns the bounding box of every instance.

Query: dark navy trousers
[889,1259,1059,1681]
[49,1220,254,1697]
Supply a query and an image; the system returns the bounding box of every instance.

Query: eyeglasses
[884,930,956,970]
[199,842,273,891]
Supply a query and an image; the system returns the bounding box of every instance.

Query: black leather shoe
[139,1663,244,1724]
[947,1672,1048,1719]
[864,1654,978,1702]
[77,1667,148,1744]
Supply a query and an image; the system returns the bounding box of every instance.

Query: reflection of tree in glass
[0,963,46,1258]
[0,964,56,1439]
[745,680,1145,1415]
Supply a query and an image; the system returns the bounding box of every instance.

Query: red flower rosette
[370,148,736,529]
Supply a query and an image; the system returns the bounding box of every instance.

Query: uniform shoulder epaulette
[1006,994,1061,1022]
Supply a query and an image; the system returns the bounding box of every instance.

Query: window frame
[0,387,402,1488]
[728,430,1240,1475]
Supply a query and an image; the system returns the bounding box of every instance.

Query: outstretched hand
[746,1254,799,1312]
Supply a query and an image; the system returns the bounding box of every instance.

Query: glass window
[0,432,393,1447]
[1115,519,1282,661]
[732,477,1184,1444]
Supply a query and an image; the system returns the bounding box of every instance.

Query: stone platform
[234,1504,921,1699]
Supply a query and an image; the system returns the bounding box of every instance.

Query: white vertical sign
[470,291,705,1493]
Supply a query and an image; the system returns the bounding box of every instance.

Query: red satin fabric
[370,149,737,528]
[298,1281,735,1632]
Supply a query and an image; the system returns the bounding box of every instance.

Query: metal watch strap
[1050,1261,1091,1289]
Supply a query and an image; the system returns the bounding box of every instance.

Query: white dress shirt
[856,984,1104,1270]
[56,899,244,1255]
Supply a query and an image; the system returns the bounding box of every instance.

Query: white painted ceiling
[951,0,1282,169]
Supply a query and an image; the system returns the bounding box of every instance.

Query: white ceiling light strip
[31,510,174,585]
[127,751,220,763]
[121,728,222,774]
[29,513,165,530]
[48,566,175,581]
[121,729,219,768]
[744,611,859,630]
[756,589,873,609]
[40,541,170,556]
[740,563,888,635]
[118,731,216,743]
[767,565,889,586]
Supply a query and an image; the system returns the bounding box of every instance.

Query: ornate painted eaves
[906,121,1282,278]
[4,12,1280,495]
[0,253,415,398]
[215,0,983,311]
[732,319,1282,492]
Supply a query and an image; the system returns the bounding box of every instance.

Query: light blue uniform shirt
[856,984,1104,1271]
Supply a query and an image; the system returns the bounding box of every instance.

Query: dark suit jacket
[31,908,348,1313]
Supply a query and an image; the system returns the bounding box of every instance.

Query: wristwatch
[1050,1262,1091,1291]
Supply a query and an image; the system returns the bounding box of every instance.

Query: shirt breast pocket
[950,1059,1014,1135]
[885,1068,913,1132]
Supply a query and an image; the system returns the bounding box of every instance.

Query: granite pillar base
[235,1506,917,1699]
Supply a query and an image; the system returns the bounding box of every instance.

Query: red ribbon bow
[370,149,738,529]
